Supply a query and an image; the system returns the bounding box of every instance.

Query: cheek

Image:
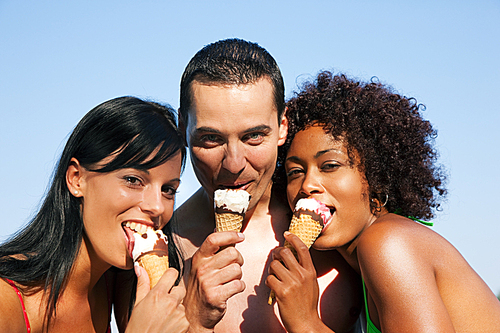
[286,180,301,208]
[248,144,277,173]
[161,203,176,229]
[191,148,223,171]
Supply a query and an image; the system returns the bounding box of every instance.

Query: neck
[66,235,110,297]
[337,210,389,275]
[243,181,274,222]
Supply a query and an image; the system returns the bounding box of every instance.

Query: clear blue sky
[1,0,499,303]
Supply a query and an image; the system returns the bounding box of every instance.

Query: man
[173,38,362,333]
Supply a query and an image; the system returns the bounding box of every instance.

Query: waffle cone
[284,212,323,255]
[215,212,243,232]
[136,250,169,289]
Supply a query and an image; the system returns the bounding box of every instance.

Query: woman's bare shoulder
[0,279,30,333]
[356,214,450,273]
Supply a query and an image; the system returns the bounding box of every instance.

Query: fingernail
[284,231,291,236]
[238,232,245,239]
[134,262,141,277]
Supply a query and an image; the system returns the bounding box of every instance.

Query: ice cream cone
[215,211,244,232]
[136,250,169,289]
[284,212,324,255]
[213,189,250,250]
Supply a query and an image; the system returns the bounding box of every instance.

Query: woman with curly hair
[266,71,500,332]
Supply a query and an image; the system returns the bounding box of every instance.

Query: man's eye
[203,134,219,142]
[248,133,262,139]
[244,132,264,144]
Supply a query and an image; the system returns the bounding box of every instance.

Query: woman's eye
[124,176,142,186]
[286,168,303,178]
[163,186,178,199]
[322,162,340,171]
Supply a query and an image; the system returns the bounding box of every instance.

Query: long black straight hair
[0,96,186,329]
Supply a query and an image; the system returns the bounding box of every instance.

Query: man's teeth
[124,221,153,235]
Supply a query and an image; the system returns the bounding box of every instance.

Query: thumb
[134,263,151,306]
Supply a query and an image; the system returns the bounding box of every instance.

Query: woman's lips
[122,222,157,259]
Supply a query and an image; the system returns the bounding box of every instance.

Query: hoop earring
[371,193,388,210]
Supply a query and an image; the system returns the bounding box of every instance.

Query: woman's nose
[300,170,323,196]
[140,186,165,217]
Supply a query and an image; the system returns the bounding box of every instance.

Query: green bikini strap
[393,208,433,227]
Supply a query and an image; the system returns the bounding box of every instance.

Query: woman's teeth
[124,221,152,235]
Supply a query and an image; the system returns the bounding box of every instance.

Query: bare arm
[357,220,456,333]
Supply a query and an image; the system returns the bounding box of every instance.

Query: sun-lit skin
[70,152,182,271]
[185,78,287,215]
[276,124,500,332]
[285,125,381,252]
[177,78,362,333]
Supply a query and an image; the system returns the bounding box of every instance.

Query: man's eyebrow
[243,125,272,133]
[193,127,221,134]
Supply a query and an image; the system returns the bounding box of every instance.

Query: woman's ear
[66,157,84,197]
[278,107,289,146]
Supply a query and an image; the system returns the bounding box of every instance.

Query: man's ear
[178,110,188,147]
[277,107,288,146]
[66,157,84,197]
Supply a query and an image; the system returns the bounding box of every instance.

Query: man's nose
[221,141,246,175]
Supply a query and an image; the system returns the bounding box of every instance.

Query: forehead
[288,125,358,163]
[188,78,277,126]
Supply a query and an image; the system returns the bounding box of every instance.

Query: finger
[217,278,246,300]
[134,264,151,305]
[169,285,187,305]
[268,255,292,283]
[215,244,244,267]
[274,246,300,272]
[284,231,314,269]
[198,231,245,257]
[153,268,179,292]
[194,242,244,273]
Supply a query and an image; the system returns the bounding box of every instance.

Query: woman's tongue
[123,225,136,258]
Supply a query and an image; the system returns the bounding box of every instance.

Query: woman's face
[74,152,182,269]
[284,125,376,250]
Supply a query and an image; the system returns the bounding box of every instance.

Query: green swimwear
[362,277,381,333]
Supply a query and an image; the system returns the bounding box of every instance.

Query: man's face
[184,78,287,212]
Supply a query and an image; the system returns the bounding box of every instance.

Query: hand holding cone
[268,198,331,304]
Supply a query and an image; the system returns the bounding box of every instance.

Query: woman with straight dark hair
[0,96,190,333]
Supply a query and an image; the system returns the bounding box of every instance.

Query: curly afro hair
[275,71,446,220]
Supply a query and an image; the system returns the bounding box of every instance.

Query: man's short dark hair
[179,38,285,124]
